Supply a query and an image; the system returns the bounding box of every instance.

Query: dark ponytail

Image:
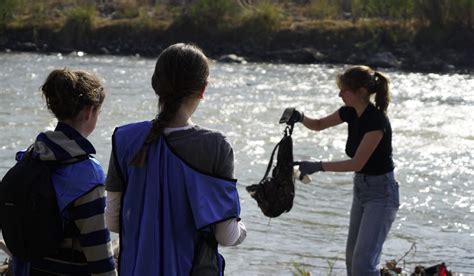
[372,71,390,113]
[337,65,391,113]
[130,43,209,166]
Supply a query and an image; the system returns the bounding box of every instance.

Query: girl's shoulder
[165,125,234,178]
[167,125,231,146]
[367,104,390,122]
[339,106,357,122]
[115,120,152,134]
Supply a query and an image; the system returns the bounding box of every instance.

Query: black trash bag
[246,125,295,218]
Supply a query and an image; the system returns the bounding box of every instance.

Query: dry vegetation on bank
[0,0,472,72]
[1,0,472,33]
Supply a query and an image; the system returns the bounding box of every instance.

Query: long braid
[129,97,184,166]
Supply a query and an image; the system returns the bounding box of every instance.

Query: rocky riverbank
[1,22,472,73]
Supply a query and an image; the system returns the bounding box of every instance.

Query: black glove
[289,109,304,124]
[293,161,324,180]
[280,107,304,124]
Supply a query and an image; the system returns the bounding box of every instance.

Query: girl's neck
[60,120,88,137]
[166,97,199,127]
[168,117,193,128]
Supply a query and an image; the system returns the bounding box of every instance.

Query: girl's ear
[198,82,208,99]
[356,87,368,96]
[82,105,95,121]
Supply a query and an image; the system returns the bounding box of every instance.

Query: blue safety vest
[113,121,241,276]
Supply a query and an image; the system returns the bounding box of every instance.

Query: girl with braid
[286,65,400,275]
[104,43,246,275]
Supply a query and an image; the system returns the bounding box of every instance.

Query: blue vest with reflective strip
[53,158,105,216]
[113,121,240,276]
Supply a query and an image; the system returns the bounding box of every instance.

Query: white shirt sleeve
[215,219,247,246]
[105,191,122,233]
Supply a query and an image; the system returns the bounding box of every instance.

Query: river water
[0,52,473,275]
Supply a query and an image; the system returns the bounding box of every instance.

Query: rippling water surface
[1,53,473,275]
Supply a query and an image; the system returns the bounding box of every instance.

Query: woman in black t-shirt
[287,65,400,276]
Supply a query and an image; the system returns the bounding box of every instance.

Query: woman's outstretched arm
[302,110,343,131]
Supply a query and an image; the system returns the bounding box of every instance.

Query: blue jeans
[346,171,399,276]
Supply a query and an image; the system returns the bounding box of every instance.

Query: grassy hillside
[0,0,472,72]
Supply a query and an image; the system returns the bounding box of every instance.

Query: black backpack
[190,229,222,276]
[246,125,295,218]
[0,147,64,260]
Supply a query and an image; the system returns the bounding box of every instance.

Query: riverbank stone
[264,48,326,64]
[367,51,401,68]
[218,54,247,64]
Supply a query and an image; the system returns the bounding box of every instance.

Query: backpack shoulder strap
[261,125,293,181]
[20,144,89,166]
[261,141,281,181]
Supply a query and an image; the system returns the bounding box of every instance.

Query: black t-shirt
[339,104,394,175]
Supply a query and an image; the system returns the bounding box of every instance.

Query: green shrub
[306,0,340,19]
[351,0,472,27]
[445,0,472,27]
[291,262,311,276]
[114,1,140,19]
[65,5,96,28]
[132,7,162,30]
[0,0,18,28]
[241,1,284,35]
[187,0,241,31]
[62,4,97,47]
[353,0,415,20]
[154,2,162,16]
[415,0,473,28]
[28,0,49,26]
